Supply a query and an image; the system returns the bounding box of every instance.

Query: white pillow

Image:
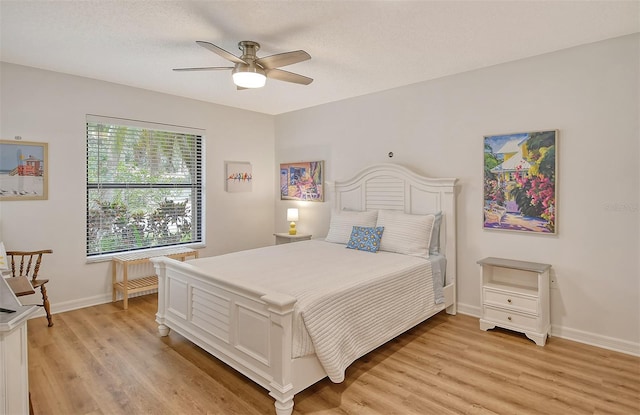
[429,211,443,255]
[325,210,378,244]
[376,210,435,258]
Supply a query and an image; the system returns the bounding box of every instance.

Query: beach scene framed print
[483,130,557,234]
[280,161,324,202]
[0,140,48,201]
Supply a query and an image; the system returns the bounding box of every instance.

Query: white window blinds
[86,116,204,256]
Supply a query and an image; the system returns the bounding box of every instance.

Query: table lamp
[287,208,299,235]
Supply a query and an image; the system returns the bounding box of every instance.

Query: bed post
[151,257,171,336]
[443,184,457,315]
[263,292,297,415]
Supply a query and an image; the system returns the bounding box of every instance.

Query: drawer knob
[507,298,512,303]
[507,316,512,321]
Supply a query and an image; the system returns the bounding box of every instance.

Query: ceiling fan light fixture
[175,40,313,88]
[232,64,266,88]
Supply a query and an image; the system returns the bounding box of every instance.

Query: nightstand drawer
[483,289,538,314]
[483,306,538,331]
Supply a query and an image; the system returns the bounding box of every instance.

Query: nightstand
[274,233,312,245]
[478,257,551,346]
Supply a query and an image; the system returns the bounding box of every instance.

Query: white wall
[1,34,637,355]
[0,62,276,311]
[275,34,640,354]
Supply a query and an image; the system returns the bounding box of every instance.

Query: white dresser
[478,257,551,346]
[1,277,37,415]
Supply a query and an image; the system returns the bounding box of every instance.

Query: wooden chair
[5,249,54,327]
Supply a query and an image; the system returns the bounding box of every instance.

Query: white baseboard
[24,293,111,320]
[456,302,481,317]
[25,290,157,320]
[456,302,640,357]
[550,324,640,357]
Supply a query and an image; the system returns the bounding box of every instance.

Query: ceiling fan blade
[265,68,313,85]
[173,66,234,72]
[196,41,247,65]
[256,50,311,69]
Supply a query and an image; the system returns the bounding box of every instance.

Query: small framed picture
[225,161,252,193]
[0,140,48,201]
[280,161,324,202]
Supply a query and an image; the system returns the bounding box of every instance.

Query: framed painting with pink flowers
[483,130,557,234]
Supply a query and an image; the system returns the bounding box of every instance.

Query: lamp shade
[232,63,266,88]
[287,208,299,222]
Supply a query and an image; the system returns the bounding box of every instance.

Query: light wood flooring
[27,294,639,414]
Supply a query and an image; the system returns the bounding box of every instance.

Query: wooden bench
[112,247,198,309]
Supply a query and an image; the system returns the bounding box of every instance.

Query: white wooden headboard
[334,163,458,286]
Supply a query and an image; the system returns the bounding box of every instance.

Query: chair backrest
[6,250,53,281]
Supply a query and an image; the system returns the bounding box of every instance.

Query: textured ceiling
[1,1,638,115]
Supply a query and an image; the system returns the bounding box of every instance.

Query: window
[86,116,203,257]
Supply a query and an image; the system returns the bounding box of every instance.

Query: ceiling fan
[173,40,313,89]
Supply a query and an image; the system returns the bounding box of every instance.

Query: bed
[151,163,457,415]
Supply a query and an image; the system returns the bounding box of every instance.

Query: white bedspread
[187,240,440,382]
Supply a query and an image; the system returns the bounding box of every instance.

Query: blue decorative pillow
[346,226,385,253]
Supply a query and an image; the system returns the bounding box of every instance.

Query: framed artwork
[0,140,48,201]
[280,161,324,202]
[483,130,557,234]
[225,161,252,193]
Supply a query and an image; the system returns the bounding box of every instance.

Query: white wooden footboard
[151,256,321,415]
[153,253,455,414]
